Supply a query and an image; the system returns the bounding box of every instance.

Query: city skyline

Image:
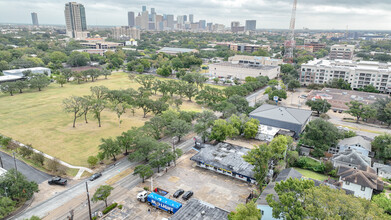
[0,0,391,30]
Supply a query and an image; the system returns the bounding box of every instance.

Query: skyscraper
[31,12,39,26]
[245,20,256,31]
[183,15,187,22]
[64,2,89,39]
[199,20,206,29]
[166,14,174,29]
[128,11,135,27]
[142,6,147,12]
[141,10,149,30]
[151,8,155,15]
[189,14,194,23]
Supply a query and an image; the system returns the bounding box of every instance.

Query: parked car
[338,109,343,113]
[182,191,193,200]
[48,177,67,186]
[333,109,337,112]
[89,173,102,181]
[173,189,184,198]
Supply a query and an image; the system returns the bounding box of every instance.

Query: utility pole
[172,137,177,166]
[0,154,3,168]
[13,152,17,172]
[85,182,92,220]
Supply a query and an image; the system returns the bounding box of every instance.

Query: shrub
[31,152,45,166]
[329,169,337,177]
[319,113,330,120]
[143,186,149,191]
[0,136,12,147]
[92,217,97,220]
[19,146,34,158]
[118,204,123,209]
[102,203,118,214]
[87,156,98,167]
[47,158,61,172]
[324,161,334,174]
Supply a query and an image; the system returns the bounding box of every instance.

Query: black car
[48,177,67,186]
[173,189,184,198]
[333,109,337,113]
[182,191,193,200]
[338,109,343,113]
[89,173,102,181]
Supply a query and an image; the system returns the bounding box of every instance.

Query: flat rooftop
[211,62,278,70]
[190,142,255,178]
[158,47,198,53]
[3,67,50,74]
[169,199,229,220]
[307,88,389,110]
[0,75,23,82]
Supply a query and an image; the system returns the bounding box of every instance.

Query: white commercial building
[3,67,51,77]
[209,62,279,81]
[300,59,391,93]
[228,55,283,66]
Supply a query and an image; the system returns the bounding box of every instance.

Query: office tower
[166,14,174,29]
[128,11,135,27]
[135,13,142,28]
[183,15,187,22]
[207,22,212,31]
[142,6,146,12]
[177,15,184,24]
[141,10,149,30]
[199,20,206,29]
[64,2,89,39]
[231,21,244,33]
[31,12,39,26]
[245,20,256,31]
[151,8,155,14]
[189,14,194,23]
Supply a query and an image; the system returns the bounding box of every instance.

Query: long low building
[169,199,229,220]
[190,142,256,184]
[3,67,51,77]
[208,62,279,80]
[157,47,198,55]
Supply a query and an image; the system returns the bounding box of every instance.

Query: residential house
[328,136,372,157]
[373,162,391,179]
[331,149,371,170]
[337,165,383,200]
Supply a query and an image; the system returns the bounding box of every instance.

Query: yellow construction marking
[105,168,134,185]
[168,176,180,183]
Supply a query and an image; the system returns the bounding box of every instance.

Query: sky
[0,0,391,30]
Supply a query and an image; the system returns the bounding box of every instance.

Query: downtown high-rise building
[64,2,89,39]
[199,20,206,29]
[142,6,147,12]
[245,20,256,31]
[31,12,39,26]
[128,11,135,27]
[189,14,194,23]
[166,14,174,29]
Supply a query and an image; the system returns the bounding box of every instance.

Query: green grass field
[0,72,207,166]
[294,168,331,181]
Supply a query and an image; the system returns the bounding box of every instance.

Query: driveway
[0,151,51,184]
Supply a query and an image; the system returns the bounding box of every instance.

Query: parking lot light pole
[13,152,17,172]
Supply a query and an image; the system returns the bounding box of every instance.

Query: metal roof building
[169,199,229,220]
[190,142,256,184]
[3,67,51,77]
[249,104,312,138]
[157,47,198,55]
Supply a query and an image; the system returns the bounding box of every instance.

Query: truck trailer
[137,191,182,214]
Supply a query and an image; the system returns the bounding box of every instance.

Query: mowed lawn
[294,168,331,181]
[0,72,205,166]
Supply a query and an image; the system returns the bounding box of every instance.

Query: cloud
[0,0,390,30]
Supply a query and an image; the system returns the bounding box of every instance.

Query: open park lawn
[294,167,331,181]
[0,72,204,166]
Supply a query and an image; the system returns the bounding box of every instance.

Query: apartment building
[229,44,270,53]
[304,41,326,52]
[330,44,355,60]
[64,2,90,39]
[112,26,140,40]
[300,59,391,93]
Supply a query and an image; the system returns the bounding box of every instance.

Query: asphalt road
[13,137,196,220]
[246,86,269,107]
[0,151,51,184]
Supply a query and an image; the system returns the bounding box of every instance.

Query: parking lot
[106,149,256,219]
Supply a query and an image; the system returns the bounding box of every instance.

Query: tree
[372,193,391,215]
[91,99,106,127]
[99,138,121,161]
[151,99,169,115]
[133,164,153,183]
[305,99,331,115]
[91,185,114,208]
[135,75,155,90]
[228,201,261,220]
[80,96,92,124]
[166,119,192,142]
[0,82,17,96]
[287,80,300,91]
[300,119,341,158]
[228,95,249,114]
[56,75,67,87]
[0,197,15,219]
[102,69,111,79]
[29,74,50,91]
[136,97,154,118]
[346,101,376,123]
[243,143,272,186]
[148,142,172,173]
[117,127,140,155]
[228,114,249,135]
[209,119,239,142]
[87,156,98,167]
[266,178,315,220]
[373,98,391,127]
[372,134,391,161]
[268,89,287,101]
[144,116,165,140]
[67,51,89,67]
[128,136,157,162]
[110,101,127,127]
[194,111,217,142]
[243,119,260,139]
[156,66,172,77]
[50,51,67,64]
[0,169,39,202]
[63,96,83,127]
[171,57,184,71]
[60,69,73,82]
[183,83,198,101]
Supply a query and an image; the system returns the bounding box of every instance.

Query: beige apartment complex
[300,59,391,93]
[329,44,355,60]
[112,26,140,40]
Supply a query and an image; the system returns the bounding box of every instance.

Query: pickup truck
[48,177,67,186]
